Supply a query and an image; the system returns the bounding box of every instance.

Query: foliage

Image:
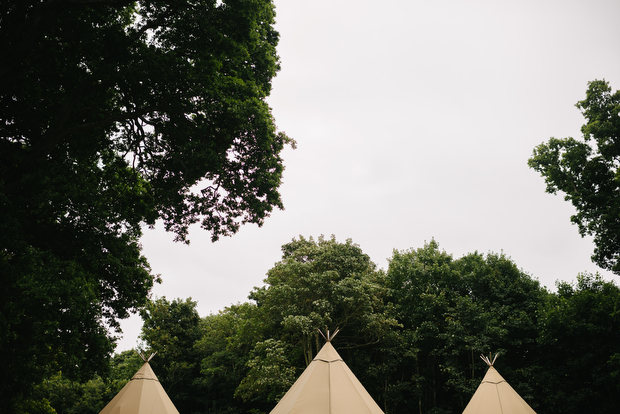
[242,235,398,409]
[531,273,620,413]
[196,303,270,414]
[140,297,205,413]
[384,240,545,414]
[528,79,620,274]
[0,0,291,408]
[108,349,144,382]
[36,374,112,414]
[27,351,141,414]
[13,399,56,414]
[27,237,620,414]
[250,235,398,364]
[234,339,297,403]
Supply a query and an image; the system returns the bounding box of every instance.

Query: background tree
[28,350,143,414]
[244,235,398,406]
[197,302,271,414]
[0,0,291,408]
[528,79,620,274]
[531,273,620,414]
[385,240,544,414]
[250,236,397,362]
[234,338,297,404]
[26,237,620,414]
[140,297,205,414]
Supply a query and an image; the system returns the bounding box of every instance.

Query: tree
[528,79,620,274]
[197,302,272,414]
[26,350,143,414]
[234,338,297,404]
[532,273,620,413]
[385,240,544,414]
[139,297,204,413]
[0,0,292,409]
[241,236,398,410]
[249,236,397,367]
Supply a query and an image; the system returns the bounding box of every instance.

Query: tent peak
[99,352,180,414]
[464,353,538,414]
[318,327,340,342]
[480,353,499,367]
[271,327,384,414]
[137,350,157,363]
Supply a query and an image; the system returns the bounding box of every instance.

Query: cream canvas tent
[270,329,384,414]
[99,353,180,414]
[462,354,536,414]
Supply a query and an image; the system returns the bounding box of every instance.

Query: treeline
[33,236,620,414]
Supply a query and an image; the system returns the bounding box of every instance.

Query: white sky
[117,0,620,351]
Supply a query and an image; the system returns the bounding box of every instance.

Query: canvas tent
[462,354,536,414]
[99,353,180,414]
[270,329,384,414]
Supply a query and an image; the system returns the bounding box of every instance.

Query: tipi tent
[462,354,536,414]
[270,329,384,414]
[99,352,180,414]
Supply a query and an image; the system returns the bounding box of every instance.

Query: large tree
[249,235,397,367]
[197,303,270,414]
[139,297,205,413]
[532,273,620,414]
[385,240,544,414]
[0,0,291,408]
[242,236,397,407]
[528,80,620,274]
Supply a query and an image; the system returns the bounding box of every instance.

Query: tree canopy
[28,236,620,414]
[532,273,620,413]
[383,240,544,413]
[0,0,291,408]
[249,235,397,366]
[528,79,620,274]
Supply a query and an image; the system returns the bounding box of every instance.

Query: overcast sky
[117,0,620,351]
